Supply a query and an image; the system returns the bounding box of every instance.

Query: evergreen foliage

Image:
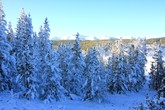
[0,2,15,91]
[15,10,38,99]
[70,33,86,96]
[149,43,165,91]
[107,39,129,94]
[83,48,105,102]
[57,42,73,96]
[38,18,65,101]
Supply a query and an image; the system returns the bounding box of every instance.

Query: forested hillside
[53,38,165,51]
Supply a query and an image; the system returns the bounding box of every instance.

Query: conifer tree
[15,10,38,99]
[127,39,146,91]
[107,39,128,94]
[106,53,115,92]
[70,33,86,96]
[38,18,65,101]
[33,32,40,71]
[149,43,164,91]
[0,1,15,91]
[83,48,105,102]
[57,42,74,96]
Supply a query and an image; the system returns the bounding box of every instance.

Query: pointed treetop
[76,32,79,38]
[20,8,25,18]
[75,32,80,42]
[44,18,50,31]
[41,18,50,39]
[44,17,48,24]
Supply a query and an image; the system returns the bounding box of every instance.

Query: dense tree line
[1,2,164,103]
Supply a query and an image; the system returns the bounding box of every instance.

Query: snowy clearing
[0,82,156,110]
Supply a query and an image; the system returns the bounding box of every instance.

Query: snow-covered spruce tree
[57,42,74,96]
[15,10,38,99]
[149,62,156,88]
[134,39,146,89]
[38,18,65,102]
[70,32,86,96]
[106,53,115,92]
[0,2,16,91]
[42,43,65,102]
[32,32,41,91]
[149,43,165,91]
[107,39,129,94]
[7,22,16,58]
[95,46,106,82]
[127,39,146,91]
[127,44,138,91]
[83,48,105,102]
[6,22,17,90]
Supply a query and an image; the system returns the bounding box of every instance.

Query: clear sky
[1,0,165,39]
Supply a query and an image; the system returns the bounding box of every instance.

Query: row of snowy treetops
[0,2,164,103]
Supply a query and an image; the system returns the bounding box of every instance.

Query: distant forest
[53,37,165,51]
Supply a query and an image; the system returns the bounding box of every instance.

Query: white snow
[0,82,156,110]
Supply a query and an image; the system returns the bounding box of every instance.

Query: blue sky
[2,0,165,39]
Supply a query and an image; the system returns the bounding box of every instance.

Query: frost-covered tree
[0,1,15,91]
[41,45,65,102]
[6,21,17,90]
[136,38,147,79]
[70,33,86,96]
[134,43,146,90]
[106,53,115,91]
[57,42,74,96]
[7,22,15,58]
[38,18,65,101]
[83,48,105,102]
[149,43,165,91]
[37,19,51,74]
[107,39,128,94]
[15,10,38,99]
[109,54,128,94]
[127,39,146,91]
[127,44,137,91]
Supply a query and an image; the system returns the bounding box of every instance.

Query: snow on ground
[0,49,158,110]
[0,85,156,110]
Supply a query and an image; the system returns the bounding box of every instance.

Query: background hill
[53,37,165,51]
